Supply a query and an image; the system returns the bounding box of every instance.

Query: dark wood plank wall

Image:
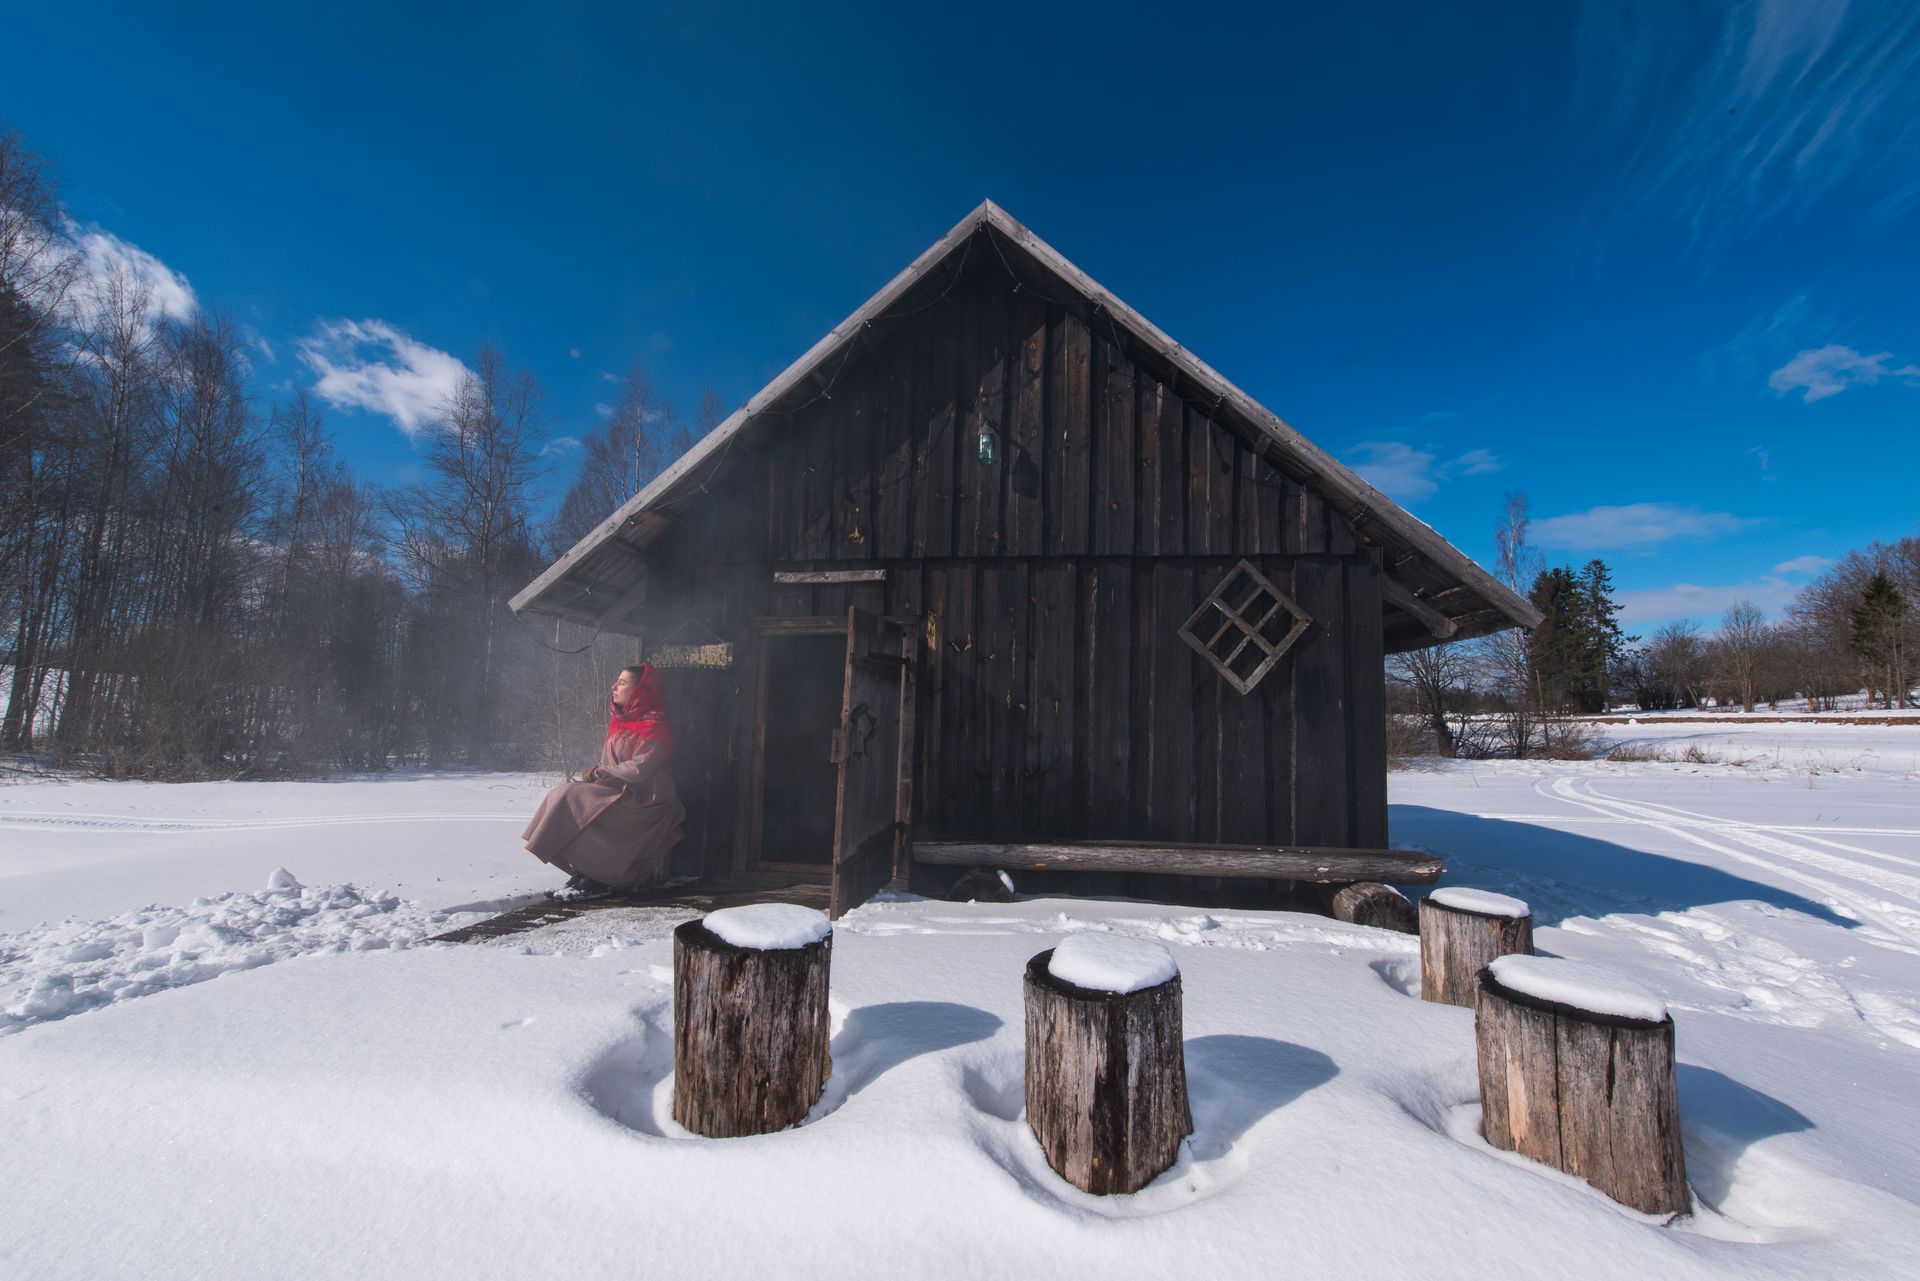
[664,255,1367,568]
[640,254,1387,890]
[643,555,1383,889]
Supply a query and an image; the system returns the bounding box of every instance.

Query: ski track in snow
[1537,775,1920,1051]
[1545,776,1920,948]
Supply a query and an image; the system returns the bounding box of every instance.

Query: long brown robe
[522,733,685,889]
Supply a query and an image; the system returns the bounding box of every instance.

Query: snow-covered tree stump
[1024,935,1192,1195]
[672,904,832,1138]
[1420,887,1533,1007]
[1476,955,1690,1216]
[1328,881,1417,934]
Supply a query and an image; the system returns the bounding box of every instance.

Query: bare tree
[694,384,726,435]
[1616,620,1705,712]
[551,359,673,550]
[0,127,78,444]
[1717,599,1768,713]
[1477,491,1543,757]
[387,345,548,764]
[53,264,168,750]
[1387,641,1475,757]
[0,130,80,747]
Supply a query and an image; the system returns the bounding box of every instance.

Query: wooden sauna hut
[511,202,1542,917]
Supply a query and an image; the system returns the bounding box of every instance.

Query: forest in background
[1390,494,1919,760]
[0,128,697,777]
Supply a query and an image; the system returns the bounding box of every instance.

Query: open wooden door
[828,607,913,918]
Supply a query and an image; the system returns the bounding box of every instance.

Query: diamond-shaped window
[1178,560,1311,695]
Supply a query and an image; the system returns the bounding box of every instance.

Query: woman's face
[612,668,639,707]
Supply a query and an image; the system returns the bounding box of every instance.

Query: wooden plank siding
[629,253,1389,901]
[635,554,1385,892]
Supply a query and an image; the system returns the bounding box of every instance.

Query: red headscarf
[608,663,673,765]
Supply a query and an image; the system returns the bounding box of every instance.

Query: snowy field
[3,724,1919,1279]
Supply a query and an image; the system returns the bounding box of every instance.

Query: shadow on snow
[1390,805,1855,929]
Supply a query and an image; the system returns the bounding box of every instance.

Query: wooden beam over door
[774,569,888,584]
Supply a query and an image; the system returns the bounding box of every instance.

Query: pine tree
[1851,572,1911,709]
[1574,559,1628,713]
[1526,567,1584,713]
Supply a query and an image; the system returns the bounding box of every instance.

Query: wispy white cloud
[541,435,582,457]
[1774,554,1832,575]
[1616,576,1799,626]
[1450,448,1503,476]
[1350,442,1440,502]
[242,327,277,364]
[1531,502,1761,552]
[1767,343,1920,402]
[1578,1,1920,249]
[1346,441,1504,504]
[298,319,469,437]
[593,402,614,419]
[63,220,197,329]
[1700,294,1814,381]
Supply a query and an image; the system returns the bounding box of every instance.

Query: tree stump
[1024,936,1192,1195]
[1327,881,1417,934]
[1419,887,1533,1007]
[1476,956,1690,1216]
[672,904,833,1138]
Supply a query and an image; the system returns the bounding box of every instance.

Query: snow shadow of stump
[810,1001,1003,1121]
[583,1000,1001,1138]
[580,1011,679,1137]
[1676,1064,1814,1213]
[964,1033,1337,1215]
[1185,1035,1340,1160]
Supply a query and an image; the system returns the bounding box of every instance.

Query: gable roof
[512,201,1542,649]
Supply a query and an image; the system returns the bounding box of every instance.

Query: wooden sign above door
[648,643,734,669]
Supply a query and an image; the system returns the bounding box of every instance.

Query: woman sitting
[523,663,686,900]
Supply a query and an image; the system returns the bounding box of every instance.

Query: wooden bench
[913,840,1443,885]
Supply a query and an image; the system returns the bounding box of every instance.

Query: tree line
[1615,543,1916,715]
[0,128,714,777]
[1391,493,1918,759]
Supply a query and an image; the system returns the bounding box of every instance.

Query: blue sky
[7,1,1917,629]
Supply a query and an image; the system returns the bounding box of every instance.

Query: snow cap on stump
[703,903,831,951]
[1047,933,1178,994]
[1488,954,1667,1023]
[1429,886,1530,918]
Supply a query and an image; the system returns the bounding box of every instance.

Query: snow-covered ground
[3,725,1919,1279]
[0,771,556,930]
[1593,689,1920,719]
